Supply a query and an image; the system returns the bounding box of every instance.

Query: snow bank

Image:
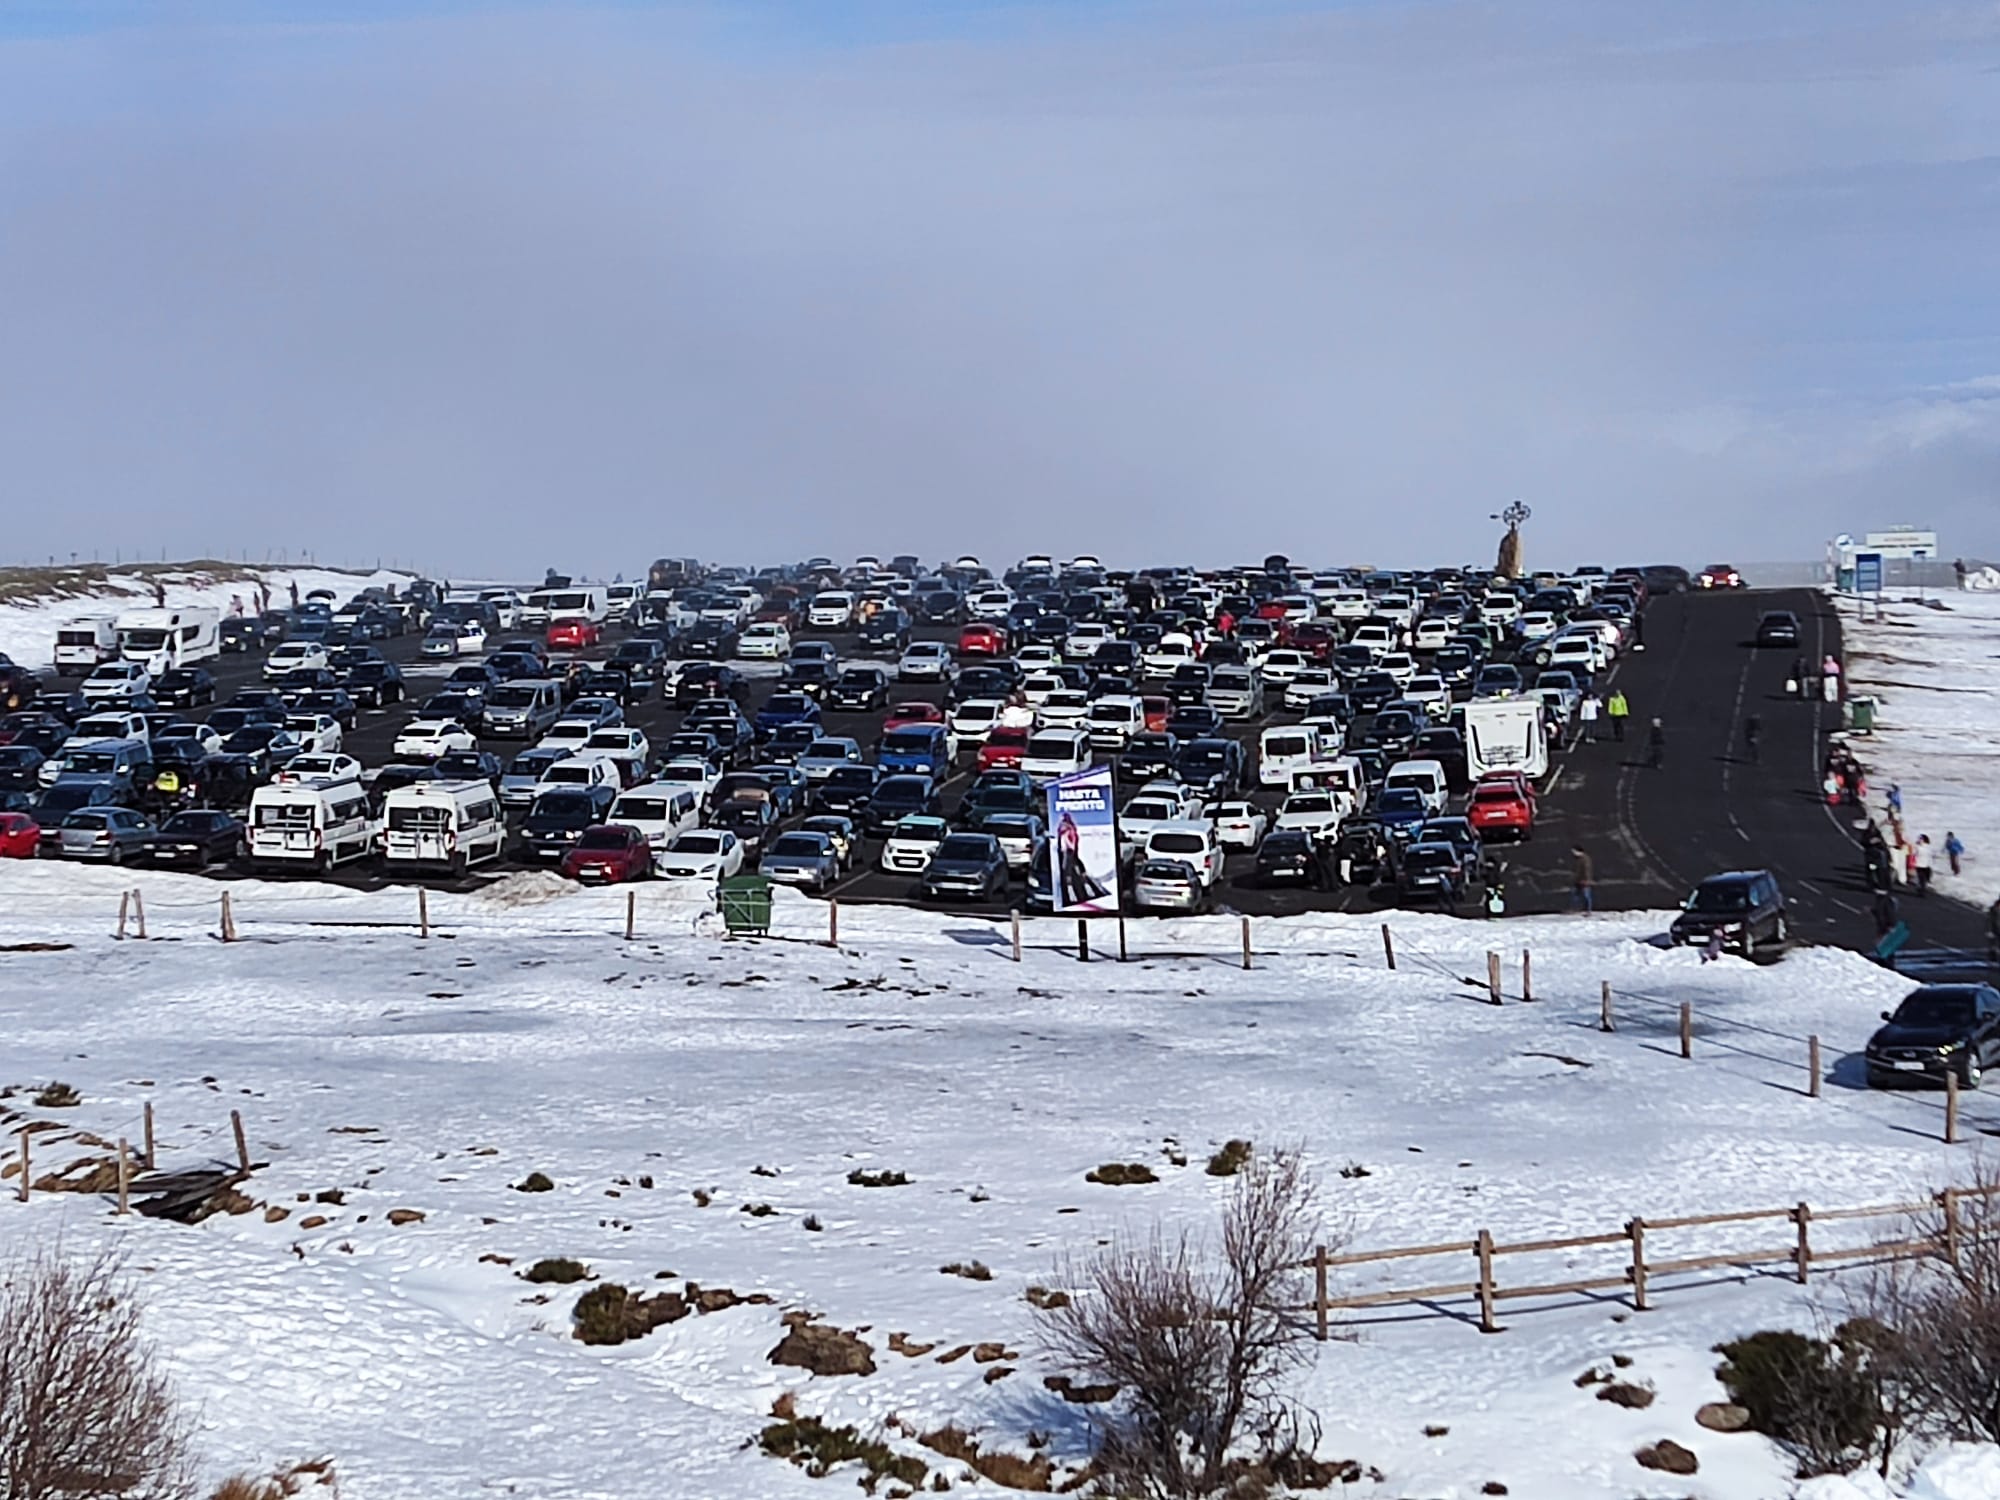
[0,863,1984,1497]
[1838,589,2000,909]
[1798,1445,2000,1500]
[0,564,412,670]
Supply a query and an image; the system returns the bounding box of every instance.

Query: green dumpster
[719,874,774,936]
[1850,697,1877,734]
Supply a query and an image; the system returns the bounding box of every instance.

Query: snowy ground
[2,862,1995,1498]
[1838,588,2000,910]
[0,564,412,670]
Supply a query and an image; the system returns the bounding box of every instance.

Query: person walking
[1886,783,1903,818]
[1606,689,1630,742]
[1988,896,2000,965]
[1956,557,1968,591]
[1646,716,1666,770]
[1821,653,1842,704]
[1570,846,1595,914]
[1742,713,1762,765]
[1579,691,1602,742]
[1913,834,1935,897]
[1632,610,1646,652]
[1945,831,1965,877]
[1790,654,1809,699]
[1872,888,1900,939]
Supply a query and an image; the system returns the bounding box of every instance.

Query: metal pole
[116,1139,130,1215]
[1679,1002,1693,1059]
[1808,1036,1821,1098]
[1601,981,1613,1032]
[231,1110,251,1172]
[1381,923,1396,970]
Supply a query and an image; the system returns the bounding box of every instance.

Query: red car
[0,811,39,859]
[978,725,1031,773]
[882,701,946,734]
[559,823,652,883]
[547,617,603,650]
[1697,563,1744,590]
[1140,695,1172,733]
[1290,622,1340,662]
[1466,780,1535,841]
[958,622,1008,657]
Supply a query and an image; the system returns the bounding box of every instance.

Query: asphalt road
[53,592,1997,971]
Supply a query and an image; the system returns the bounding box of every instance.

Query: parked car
[1864,985,2000,1090]
[654,828,745,884]
[759,830,842,893]
[0,810,41,859]
[51,806,156,863]
[559,823,653,883]
[137,809,245,868]
[919,832,1009,901]
[1133,857,1206,913]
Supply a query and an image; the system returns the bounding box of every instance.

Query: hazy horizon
[3,1,1995,577]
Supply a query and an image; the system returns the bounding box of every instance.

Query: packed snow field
[1839,588,2000,914]
[3,860,1996,1498]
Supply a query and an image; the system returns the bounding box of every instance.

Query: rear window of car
[937,836,992,860]
[1028,734,1078,757]
[768,835,825,857]
[1151,832,1206,854]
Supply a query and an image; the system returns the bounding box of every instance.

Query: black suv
[1865,985,2000,1090]
[1668,870,1788,954]
[1754,610,1801,648]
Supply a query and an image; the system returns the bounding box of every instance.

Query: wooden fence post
[1679,1002,1693,1059]
[1486,951,1502,1006]
[1118,916,1128,963]
[230,1110,250,1173]
[1241,916,1252,972]
[1077,919,1089,963]
[15,1131,28,1203]
[116,1138,130,1215]
[624,888,636,941]
[1794,1202,1812,1284]
[1314,1245,1329,1342]
[827,898,839,949]
[117,890,130,940]
[1600,981,1613,1033]
[1942,1189,1962,1268]
[1808,1036,1822,1098]
[1475,1229,1498,1333]
[1628,1217,1649,1310]
[1521,949,1532,1002]
[142,1101,155,1170]
[220,891,236,943]
[133,889,145,940]
[419,886,431,939]
[1381,924,1396,971]
[1011,909,1022,963]
[1946,1070,1960,1144]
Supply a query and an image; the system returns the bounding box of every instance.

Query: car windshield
[805,741,849,760]
[1287,794,1332,815]
[1687,882,1752,913]
[1139,860,1192,881]
[882,730,937,753]
[936,835,992,861]
[1180,748,1228,772]
[1406,847,1455,871]
[1893,991,1976,1029]
[1151,832,1204,854]
[672,833,724,854]
[826,767,876,791]
[533,792,594,818]
[893,817,947,840]
[765,696,810,715]
[1378,790,1424,813]
[614,798,668,821]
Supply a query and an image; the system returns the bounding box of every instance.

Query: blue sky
[1,1,1994,574]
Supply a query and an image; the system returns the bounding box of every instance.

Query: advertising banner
[1046,765,1120,914]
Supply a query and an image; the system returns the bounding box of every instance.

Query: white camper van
[1461,699,1551,781]
[114,608,220,674]
[381,781,507,873]
[53,617,120,675]
[246,780,376,872]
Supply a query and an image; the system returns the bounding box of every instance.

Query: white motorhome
[115,607,220,674]
[381,781,507,873]
[519,586,608,627]
[1461,699,1551,781]
[53,617,120,675]
[246,780,376,872]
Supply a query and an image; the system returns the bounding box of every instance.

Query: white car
[538,719,598,755]
[392,719,478,760]
[608,785,702,850]
[1118,787,1201,856]
[967,588,1014,621]
[1347,622,1396,658]
[1144,821,1224,887]
[275,752,363,786]
[1378,651,1418,687]
[1063,622,1115,660]
[282,713,344,754]
[1020,727,1091,784]
[80,661,152,700]
[648,756,720,809]
[1018,671,1064,709]
[737,622,793,660]
[1405,674,1451,717]
[1276,788,1344,842]
[1013,645,1061,674]
[262,642,329,681]
[1545,633,1604,676]
[655,829,744,882]
[1260,649,1310,686]
[1282,667,1337,710]
[153,722,223,757]
[1212,800,1268,851]
[1141,633,1198,679]
[897,642,957,682]
[1411,618,1454,653]
[807,592,855,629]
[1082,695,1144,750]
[584,727,651,767]
[1481,592,1521,624]
[535,756,620,794]
[1323,589,1371,620]
[1036,690,1092,729]
[948,698,1005,743]
[71,710,150,744]
[1516,611,1561,645]
[880,814,949,874]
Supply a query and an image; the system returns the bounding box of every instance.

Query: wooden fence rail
[1307,1184,2000,1336]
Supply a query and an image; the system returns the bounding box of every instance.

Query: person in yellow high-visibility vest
[1605,690,1630,742]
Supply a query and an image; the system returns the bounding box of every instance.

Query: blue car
[878,724,950,782]
[1375,786,1430,842]
[754,692,823,743]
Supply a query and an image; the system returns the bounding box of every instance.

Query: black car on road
[1754,611,1802,648]
[1668,870,1788,954]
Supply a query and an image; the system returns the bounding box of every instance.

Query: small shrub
[1714,1329,1879,1476]
[572,1283,688,1345]
[847,1168,910,1188]
[741,1202,777,1217]
[522,1258,590,1285]
[31,1082,80,1109]
[1025,1285,1071,1310]
[511,1172,554,1193]
[762,1417,926,1487]
[940,1261,993,1282]
[1338,1161,1372,1180]
[1206,1140,1253,1177]
[1085,1162,1158,1186]
[802,1215,823,1232]
[920,1427,1053,1491]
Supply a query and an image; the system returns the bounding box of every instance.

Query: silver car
[757,831,841,894]
[55,806,156,863]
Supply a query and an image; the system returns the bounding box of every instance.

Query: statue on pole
[1493,500,1531,579]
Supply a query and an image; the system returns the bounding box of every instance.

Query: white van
[54,617,120,675]
[520,586,608,627]
[1383,758,1450,816]
[1288,754,1365,818]
[247,781,376,872]
[1082,695,1145,750]
[381,781,507,873]
[1259,725,1324,788]
[1461,700,1550,780]
[607,785,702,851]
[1021,728,1092,783]
[1144,821,1224,887]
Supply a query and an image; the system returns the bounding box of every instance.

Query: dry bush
[1038,1148,1333,1498]
[208,1460,337,1499]
[0,1246,196,1500]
